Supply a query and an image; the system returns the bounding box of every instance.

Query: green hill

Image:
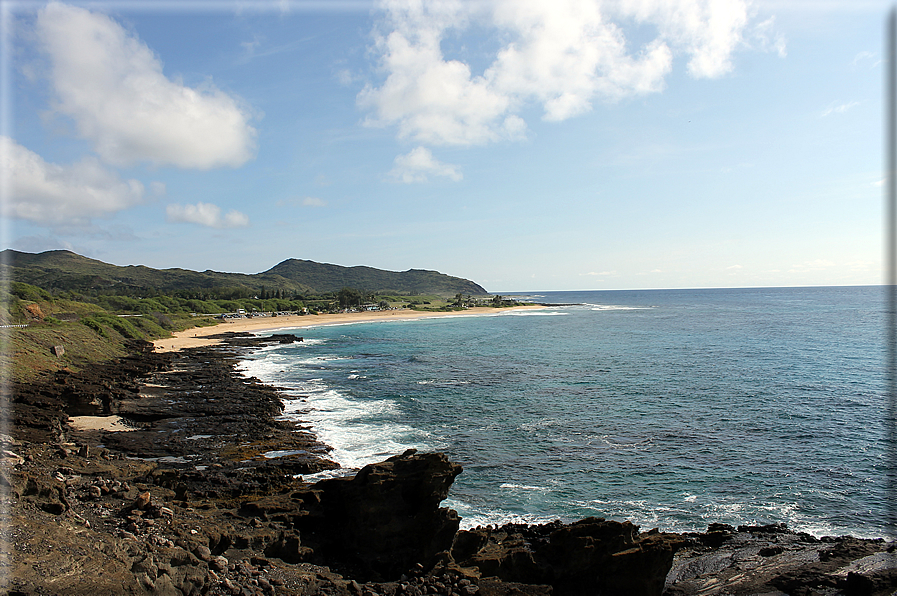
[0,250,488,298]
[263,259,487,296]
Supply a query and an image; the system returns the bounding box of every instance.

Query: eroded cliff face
[451,518,686,595]
[3,334,895,596]
[292,450,463,581]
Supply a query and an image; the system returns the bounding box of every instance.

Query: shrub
[10,282,51,302]
[81,317,109,338]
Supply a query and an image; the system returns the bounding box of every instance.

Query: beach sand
[152,305,545,352]
[68,415,136,432]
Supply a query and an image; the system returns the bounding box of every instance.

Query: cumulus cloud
[388,146,462,183]
[165,202,249,228]
[487,0,673,120]
[610,0,749,79]
[34,2,257,169]
[1,136,145,226]
[361,0,762,146]
[358,3,514,146]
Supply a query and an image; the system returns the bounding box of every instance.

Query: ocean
[237,286,888,539]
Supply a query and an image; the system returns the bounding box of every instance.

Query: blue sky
[0,0,889,292]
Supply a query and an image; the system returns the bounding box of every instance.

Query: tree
[337,287,363,308]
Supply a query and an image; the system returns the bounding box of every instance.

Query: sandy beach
[152,305,545,352]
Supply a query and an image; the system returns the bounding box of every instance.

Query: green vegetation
[1,281,220,382]
[2,252,523,382]
[4,321,132,383]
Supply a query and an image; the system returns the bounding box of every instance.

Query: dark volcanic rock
[10,339,167,443]
[296,449,463,581]
[664,524,897,596]
[452,518,686,596]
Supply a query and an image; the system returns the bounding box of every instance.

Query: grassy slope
[4,291,220,382]
[4,322,132,383]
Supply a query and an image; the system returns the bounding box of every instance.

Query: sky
[0,0,890,292]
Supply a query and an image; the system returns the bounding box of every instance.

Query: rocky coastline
[2,333,895,595]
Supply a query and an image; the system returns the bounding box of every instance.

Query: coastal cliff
[2,334,894,595]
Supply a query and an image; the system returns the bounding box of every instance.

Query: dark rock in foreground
[664,523,897,595]
[452,518,685,595]
[296,450,462,581]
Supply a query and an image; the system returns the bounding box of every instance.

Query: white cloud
[358,3,513,146]
[488,1,672,121]
[610,0,750,79]
[34,2,257,169]
[336,69,357,86]
[388,146,462,183]
[821,101,859,117]
[165,202,249,228]
[361,0,759,146]
[1,136,144,226]
[751,16,787,58]
[851,50,876,68]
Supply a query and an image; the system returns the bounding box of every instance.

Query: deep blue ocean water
[238,286,888,538]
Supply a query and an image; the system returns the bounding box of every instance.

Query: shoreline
[152,304,545,352]
[6,333,897,595]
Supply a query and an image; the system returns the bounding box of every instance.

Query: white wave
[276,383,427,469]
[263,449,309,459]
[297,468,356,482]
[587,304,652,311]
[237,344,431,471]
[564,493,886,538]
[598,435,654,450]
[498,310,568,317]
[500,483,550,492]
[446,499,561,530]
[519,418,560,431]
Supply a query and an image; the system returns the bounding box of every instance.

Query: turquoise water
[239,286,888,538]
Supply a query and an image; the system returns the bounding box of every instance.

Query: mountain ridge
[0,250,489,297]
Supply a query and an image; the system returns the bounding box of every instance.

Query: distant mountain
[263,259,487,296]
[0,250,488,297]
